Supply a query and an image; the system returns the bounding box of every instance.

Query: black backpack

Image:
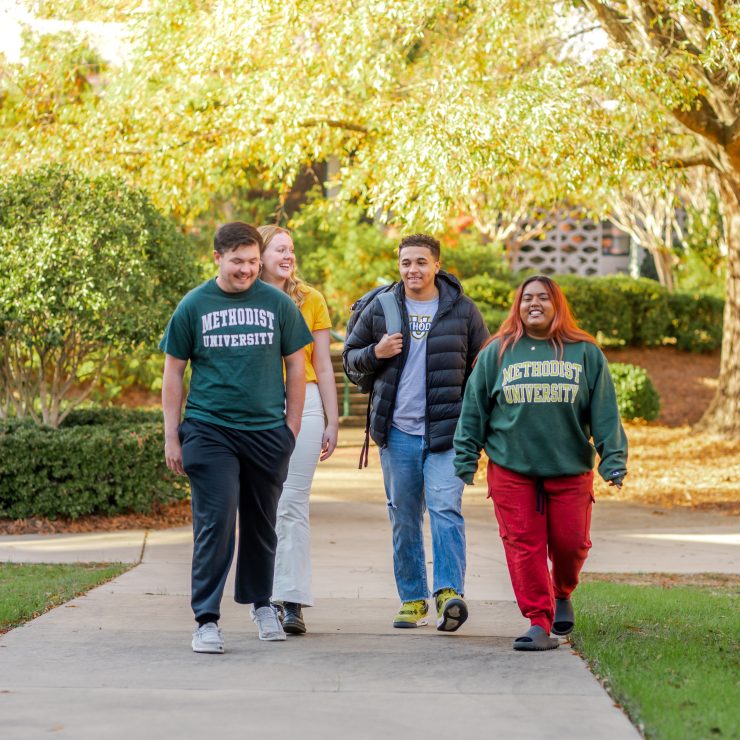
[343,283,401,393]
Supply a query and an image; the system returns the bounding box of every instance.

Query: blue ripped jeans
[379,425,466,602]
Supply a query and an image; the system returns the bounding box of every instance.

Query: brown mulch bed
[596,347,739,513]
[603,346,720,427]
[582,572,739,590]
[0,500,192,536]
[594,422,740,513]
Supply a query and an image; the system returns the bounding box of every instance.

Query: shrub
[462,276,516,332]
[667,292,724,352]
[479,307,510,333]
[602,275,671,346]
[61,408,163,427]
[443,234,512,281]
[0,165,200,426]
[290,204,398,325]
[462,275,515,311]
[543,275,633,345]
[609,363,661,421]
[0,410,184,519]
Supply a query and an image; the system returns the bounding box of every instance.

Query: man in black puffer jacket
[343,234,488,632]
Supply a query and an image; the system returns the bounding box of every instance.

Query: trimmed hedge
[667,292,724,352]
[463,274,723,352]
[0,408,185,520]
[556,275,634,344]
[462,275,515,311]
[602,275,671,347]
[610,363,661,421]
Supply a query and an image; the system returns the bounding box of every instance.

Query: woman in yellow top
[258,225,339,635]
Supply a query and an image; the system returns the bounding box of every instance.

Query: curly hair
[398,233,441,261]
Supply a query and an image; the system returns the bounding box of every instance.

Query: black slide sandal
[552,598,575,636]
[513,625,559,651]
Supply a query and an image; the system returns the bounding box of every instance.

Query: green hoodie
[453,337,627,484]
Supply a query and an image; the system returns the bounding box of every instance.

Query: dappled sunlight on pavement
[621,532,740,546]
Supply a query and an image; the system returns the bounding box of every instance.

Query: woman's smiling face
[261,231,295,283]
[519,279,555,338]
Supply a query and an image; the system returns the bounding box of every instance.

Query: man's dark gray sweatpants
[179,418,295,622]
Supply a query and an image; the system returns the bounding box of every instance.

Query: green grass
[0,562,130,632]
[572,580,739,740]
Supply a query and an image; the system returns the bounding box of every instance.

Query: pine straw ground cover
[598,347,739,513]
[0,347,737,534]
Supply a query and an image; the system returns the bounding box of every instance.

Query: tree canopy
[1,0,738,433]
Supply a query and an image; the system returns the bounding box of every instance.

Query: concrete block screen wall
[514,212,631,276]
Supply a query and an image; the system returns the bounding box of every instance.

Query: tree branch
[584,1,637,51]
[666,154,716,169]
[711,1,726,29]
[106,117,369,158]
[298,118,368,134]
[671,95,728,147]
[56,349,110,427]
[638,1,705,58]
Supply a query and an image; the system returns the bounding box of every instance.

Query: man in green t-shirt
[160,222,313,653]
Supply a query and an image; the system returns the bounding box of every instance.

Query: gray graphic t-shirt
[392,296,439,435]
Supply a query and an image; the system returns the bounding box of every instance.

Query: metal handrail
[330,329,351,418]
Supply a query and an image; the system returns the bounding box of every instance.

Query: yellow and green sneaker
[435,588,468,632]
[392,599,429,629]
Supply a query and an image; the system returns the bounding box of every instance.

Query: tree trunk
[697,176,740,436]
[651,244,675,292]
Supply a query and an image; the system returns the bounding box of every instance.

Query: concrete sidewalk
[1,461,738,739]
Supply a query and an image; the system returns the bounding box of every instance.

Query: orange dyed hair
[480,275,596,360]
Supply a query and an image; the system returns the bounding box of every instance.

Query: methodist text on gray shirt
[392,296,440,436]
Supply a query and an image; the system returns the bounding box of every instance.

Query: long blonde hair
[257,225,310,308]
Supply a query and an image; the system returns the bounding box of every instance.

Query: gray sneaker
[250,605,287,641]
[192,622,224,653]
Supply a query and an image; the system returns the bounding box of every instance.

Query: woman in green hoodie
[453,275,627,651]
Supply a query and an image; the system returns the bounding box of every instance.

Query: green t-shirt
[454,337,628,483]
[159,278,313,430]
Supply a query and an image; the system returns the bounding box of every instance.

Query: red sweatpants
[488,462,594,633]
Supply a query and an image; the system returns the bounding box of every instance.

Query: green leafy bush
[461,276,516,332]
[289,203,398,325]
[609,363,661,421]
[61,408,163,427]
[667,292,724,352]
[0,165,200,426]
[556,275,633,345]
[443,234,511,281]
[462,275,515,310]
[601,275,670,346]
[0,410,184,519]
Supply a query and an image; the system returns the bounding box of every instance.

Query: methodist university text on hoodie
[453,337,628,484]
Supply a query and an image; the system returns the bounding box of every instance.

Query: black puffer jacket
[343,271,489,452]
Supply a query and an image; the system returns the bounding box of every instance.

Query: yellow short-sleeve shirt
[300,285,332,383]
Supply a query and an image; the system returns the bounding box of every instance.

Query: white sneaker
[250,605,287,641]
[192,622,224,653]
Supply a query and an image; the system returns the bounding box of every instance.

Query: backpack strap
[358,396,372,469]
[377,291,402,334]
[357,289,402,469]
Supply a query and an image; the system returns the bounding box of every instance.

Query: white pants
[272,383,324,606]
